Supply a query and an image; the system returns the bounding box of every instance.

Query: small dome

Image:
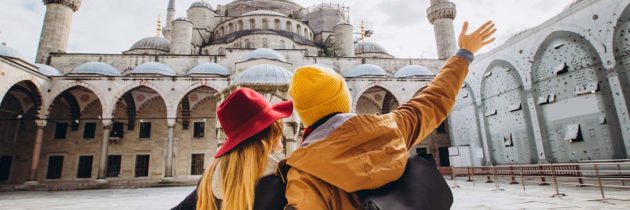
[35,64,63,76]
[190,1,213,10]
[235,64,292,85]
[71,62,121,76]
[355,42,389,55]
[344,64,388,78]
[243,48,286,62]
[0,43,25,60]
[175,17,189,21]
[394,65,434,78]
[130,37,170,52]
[130,62,177,76]
[241,10,287,17]
[188,63,230,76]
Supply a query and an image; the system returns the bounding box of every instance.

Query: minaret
[163,0,176,40]
[427,0,457,60]
[36,0,82,64]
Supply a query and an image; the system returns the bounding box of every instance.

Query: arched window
[262,18,269,30]
[219,27,224,37]
[304,28,308,38]
[274,19,281,30]
[249,19,256,30]
[218,47,225,55]
[286,21,292,33]
[296,24,302,36]
[262,38,269,48]
[244,39,251,48]
[228,23,234,34]
[238,20,244,31]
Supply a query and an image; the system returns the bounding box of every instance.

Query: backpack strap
[276,159,291,184]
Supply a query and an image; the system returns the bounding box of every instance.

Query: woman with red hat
[172,88,293,210]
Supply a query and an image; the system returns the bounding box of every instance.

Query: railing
[448,161,630,199]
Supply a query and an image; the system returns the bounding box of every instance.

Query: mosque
[1,0,628,190]
[0,0,454,188]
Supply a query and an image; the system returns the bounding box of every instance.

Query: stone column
[26,119,47,184]
[165,119,176,178]
[606,69,630,158]
[525,91,549,163]
[475,106,493,165]
[96,120,112,182]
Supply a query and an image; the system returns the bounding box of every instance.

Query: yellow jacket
[285,56,470,210]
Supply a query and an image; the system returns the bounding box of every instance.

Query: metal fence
[448,161,630,199]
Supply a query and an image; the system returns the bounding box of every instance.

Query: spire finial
[156,15,162,37]
[360,20,366,41]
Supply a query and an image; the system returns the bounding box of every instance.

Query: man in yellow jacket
[285,21,497,210]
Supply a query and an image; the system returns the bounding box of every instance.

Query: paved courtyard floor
[0,178,628,210]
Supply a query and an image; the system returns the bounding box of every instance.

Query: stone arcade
[0,0,455,187]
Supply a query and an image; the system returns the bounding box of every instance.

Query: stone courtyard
[0,178,628,210]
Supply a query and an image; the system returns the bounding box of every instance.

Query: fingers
[479,24,496,37]
[473,21,493,34]
[482,28,497,39]
[482,37,496,45]
[460,21,469,38]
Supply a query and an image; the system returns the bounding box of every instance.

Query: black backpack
[172,156,452,210]
[355,155,453,210]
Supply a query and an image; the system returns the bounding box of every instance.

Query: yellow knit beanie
[289,65,351,127]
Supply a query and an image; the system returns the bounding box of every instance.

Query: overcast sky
[0,0,570,62]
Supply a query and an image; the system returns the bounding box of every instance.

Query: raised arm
[392,21,497,149]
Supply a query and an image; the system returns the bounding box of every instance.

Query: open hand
[458,21,497,54]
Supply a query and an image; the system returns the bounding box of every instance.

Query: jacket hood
[286,113,409,192]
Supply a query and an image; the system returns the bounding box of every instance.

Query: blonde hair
[197,120,283,210]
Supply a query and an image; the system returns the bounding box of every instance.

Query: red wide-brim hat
[215,88,293,158]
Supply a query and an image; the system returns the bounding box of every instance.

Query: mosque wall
[449,0,630,164]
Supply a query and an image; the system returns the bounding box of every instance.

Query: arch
[46,85,104,133]
[238,20,244,31]
[0,77,45,115]
[262,18,269,30]
[244,39,252,48]
[228,23,234,34]
[108,81,173,119]
[528,26,611,68]
[262,38,269,48]
[274,19,281,30]
[480,59,537,164]
[531,30,625,162]
[353,85,400,114]
[296,24,302,36]
[249,18,256,30]
[176,86,219,130]
[43,81,106,118]
[286,21,292,33]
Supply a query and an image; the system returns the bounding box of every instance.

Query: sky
[0,0,570,62]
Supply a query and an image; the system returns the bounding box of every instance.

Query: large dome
[130,62,177,76]
[344,64,388,78]
[35,64,63,76]
[243,48,286,62]
[0,43,25,60]
[355,42,390,55]
[71,62,122,76]
[190,1,213,10]
[394,65,433,78]
[187,63,230,76]
[241,10,286,17]
[235,64,292,85]
[130,37,171,52]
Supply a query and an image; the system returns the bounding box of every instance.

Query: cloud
[0,0,568,62]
